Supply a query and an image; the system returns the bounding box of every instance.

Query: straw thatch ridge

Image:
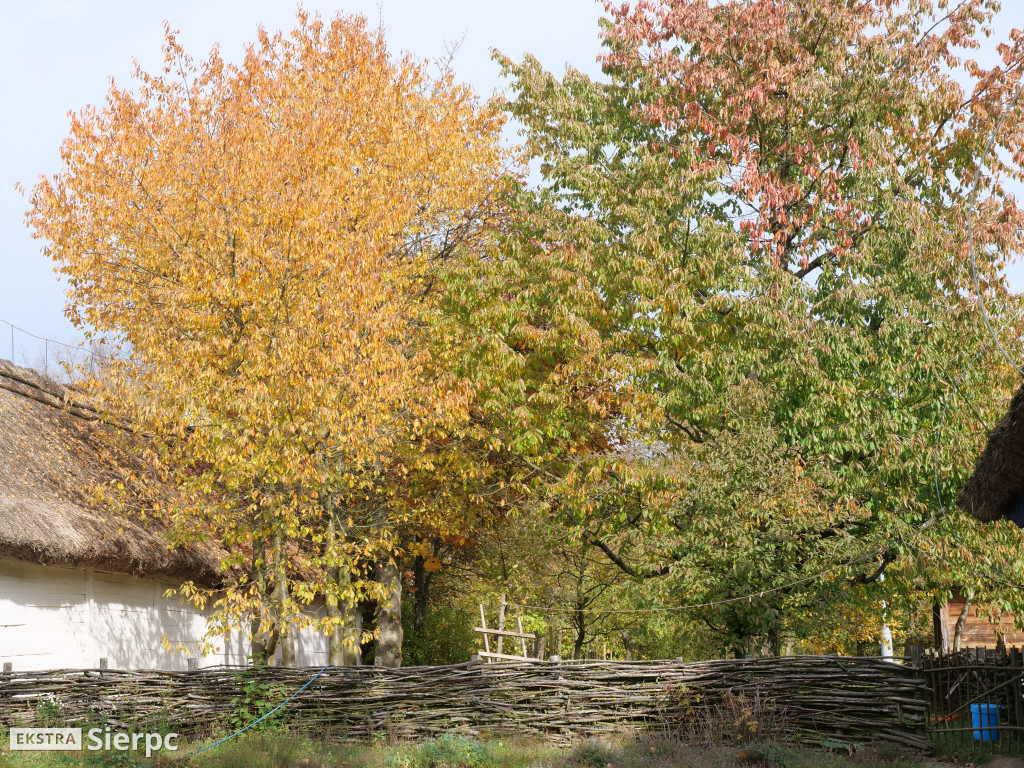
[957,382,1024,522]
[0,358,220,584]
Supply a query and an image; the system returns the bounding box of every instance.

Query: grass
[930,730,1024,764]
[0,731,943,768]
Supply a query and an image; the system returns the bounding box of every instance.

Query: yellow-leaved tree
[27,10,511,666]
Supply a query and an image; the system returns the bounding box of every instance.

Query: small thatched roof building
[943,383,1024,651]
[0,358,332,670]
[0,358,219,583]
[957,383,1024,523]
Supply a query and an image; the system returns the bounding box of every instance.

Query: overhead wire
[932,58,1024,519]
[2,27,1021,650]
[0,315,103,355]
[502,552,883,615]
[0,314,112,375]
[932,301,1024,516]
[968,69,1024,378]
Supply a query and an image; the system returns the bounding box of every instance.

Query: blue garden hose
[135,664,342,766]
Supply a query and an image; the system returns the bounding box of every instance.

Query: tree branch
[851,551,897,584]
[586,535,670,579]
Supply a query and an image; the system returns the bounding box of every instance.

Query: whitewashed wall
[0,558,345,671]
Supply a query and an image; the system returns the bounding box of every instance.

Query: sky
[1,1,1024,364]
[0,0,605,362]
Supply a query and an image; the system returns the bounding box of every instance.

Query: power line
[932,59,1024,523]
[932,301,1024,517]
[503,552,882,616]
[0,315,110,362]
[967,72,1024,378]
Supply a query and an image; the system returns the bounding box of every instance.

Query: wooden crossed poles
[475,594,537,662]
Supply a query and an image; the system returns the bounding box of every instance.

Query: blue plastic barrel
[970,703,1001,741]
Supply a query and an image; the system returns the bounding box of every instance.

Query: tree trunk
[359,599,376,665]
[572,607,586,659]
[621,630,634,661]
[249,533,270,666]
[374,559,403,667]
[903,606,918,659]
[496,593,506,656]
[933,602,950,654]
[535,635,547,660]
[412,553,432,635]
[347,602,363,665]
[326,588,344,666]
[325,515,347,666]
[274,532,296,668]
[745,635,764,658]
[953,600,971,652]
[330,566,355,666]
[280,623,296,667]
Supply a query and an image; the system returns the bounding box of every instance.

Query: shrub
[228,671,289,731]
[35,696,63,727]
[737,741,794,768]
[660,687,789,746]
[568,739,617,768]
[402,604,479,666]
[387,732,494,768]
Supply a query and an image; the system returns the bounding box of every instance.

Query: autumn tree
[481,0,1024,653]
[27,11,510,666]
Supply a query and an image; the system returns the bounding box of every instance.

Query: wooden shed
[942,594,1024,649]
[947,381,1024,649]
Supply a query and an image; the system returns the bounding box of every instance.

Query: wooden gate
[920,646,1024,753]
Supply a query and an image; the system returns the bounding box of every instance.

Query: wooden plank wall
[945,594,1024,649]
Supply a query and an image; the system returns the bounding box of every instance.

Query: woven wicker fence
[0,656,930,749]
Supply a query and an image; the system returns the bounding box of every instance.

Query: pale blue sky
[1,1,1023,362]
[0,0,604,360]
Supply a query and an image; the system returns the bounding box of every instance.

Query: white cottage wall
[0,559,337,671]
[0,559,90,668]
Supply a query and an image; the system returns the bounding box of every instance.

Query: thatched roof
[0,359,220,584]
[958,382,1024,523]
